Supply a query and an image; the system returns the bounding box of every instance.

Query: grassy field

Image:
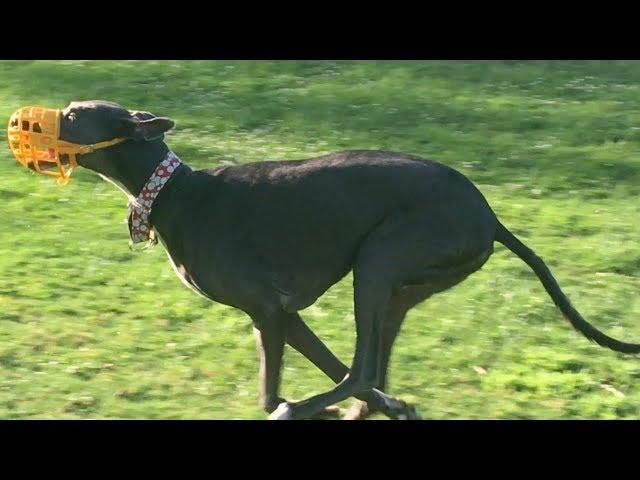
[1,60,640,419]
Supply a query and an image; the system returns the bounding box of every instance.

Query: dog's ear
[119,117,175,141]
[130,110,157,121]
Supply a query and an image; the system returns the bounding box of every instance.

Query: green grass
[1,60,640,419]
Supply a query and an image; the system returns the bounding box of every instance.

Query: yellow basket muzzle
[7,106,126,185]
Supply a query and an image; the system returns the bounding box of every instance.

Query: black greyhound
[38,100,640,420]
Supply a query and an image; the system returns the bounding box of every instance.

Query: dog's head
[9,100,177,194]
[60,100,174,145]
[57,100,174,172]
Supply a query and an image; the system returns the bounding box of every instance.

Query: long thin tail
[495,221,640,354]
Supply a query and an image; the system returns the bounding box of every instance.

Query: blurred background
[0,60,639,419]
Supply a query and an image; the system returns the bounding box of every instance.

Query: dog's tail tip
[495,220,640,355]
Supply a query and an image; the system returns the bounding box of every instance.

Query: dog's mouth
[8,106,125,185]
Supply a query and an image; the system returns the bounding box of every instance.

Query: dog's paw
[268,402,295,420]
[372,390,422,420]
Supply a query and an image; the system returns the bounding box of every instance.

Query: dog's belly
[278,291,321,312]
[270,266,352,313]
[160,226,352,314]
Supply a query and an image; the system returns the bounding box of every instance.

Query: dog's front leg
[252,314,286,414]
[253,310,346,419]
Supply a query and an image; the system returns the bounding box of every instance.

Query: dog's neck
[99,140,171,199]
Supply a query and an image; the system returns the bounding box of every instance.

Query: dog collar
[128,151,182,247]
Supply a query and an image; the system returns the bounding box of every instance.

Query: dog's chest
[157,233,214,301]
[164,250,210,300]
[158,233,244,307]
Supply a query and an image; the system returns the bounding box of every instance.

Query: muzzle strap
[72,137,127,155]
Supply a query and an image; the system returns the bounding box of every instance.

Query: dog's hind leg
[344,284,433,420]
[269,235,423,419]
[269,210,494,420]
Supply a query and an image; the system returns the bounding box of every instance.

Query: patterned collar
[128,151,182,247]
